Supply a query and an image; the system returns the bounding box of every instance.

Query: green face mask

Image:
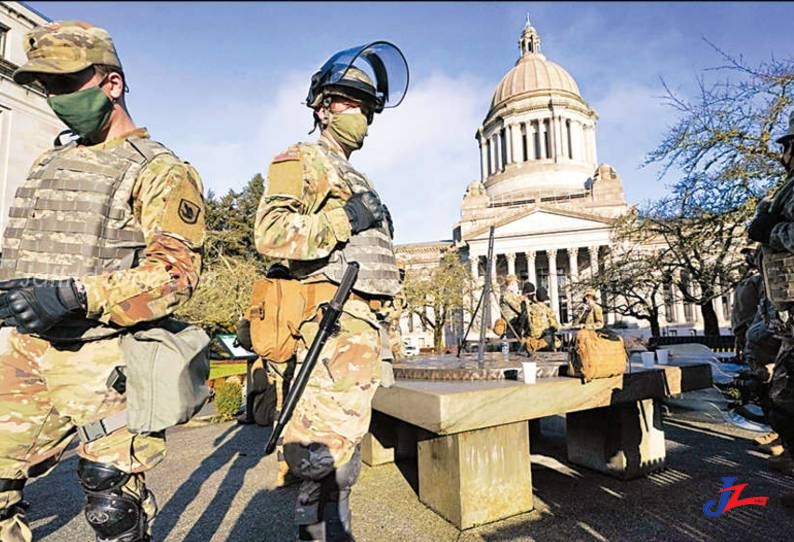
[47,86,113,144]
[327,110,369,151]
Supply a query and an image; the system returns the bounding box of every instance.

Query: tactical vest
[288,142,401,297]
[762,172,794,312]
[0,136,169,341]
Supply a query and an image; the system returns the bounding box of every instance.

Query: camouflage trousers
[283,300,381,468]
[769,337,794,449]
[0,328,166,539]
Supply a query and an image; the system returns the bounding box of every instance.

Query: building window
[520,123,527,162]
[533,121,541,159]
[543,119,551,159]
[0,23,9,59]
[500,128,507,169]
[566,119,573,159]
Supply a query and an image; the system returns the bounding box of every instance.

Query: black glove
[343,191,384,234]
[234,318,253,351]
[0,278,86,334]
[747,204,777,244]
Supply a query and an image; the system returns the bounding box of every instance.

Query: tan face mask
[328,108,369,151]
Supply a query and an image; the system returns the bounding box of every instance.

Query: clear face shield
[306,41,409,114]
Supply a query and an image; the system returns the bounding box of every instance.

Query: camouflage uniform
[575,301,604,330]
[255,135,395,539]
[731,273,763,362]
[0,22,204,542]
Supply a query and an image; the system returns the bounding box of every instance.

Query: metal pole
[478,226,496,364]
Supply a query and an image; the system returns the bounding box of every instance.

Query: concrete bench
[363,361,713,529]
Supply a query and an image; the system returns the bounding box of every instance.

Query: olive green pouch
[121,319,211,433]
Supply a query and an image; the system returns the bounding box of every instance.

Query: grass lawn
[209,362,247,380]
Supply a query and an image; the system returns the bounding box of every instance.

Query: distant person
[574,289,604,330]
[731,247,763,363]
[253,42,409,540]
[500,274,522,349]
[515,283,558,352]
[534,287,561,350]
[747,109,794,506]
[0,21,206,541]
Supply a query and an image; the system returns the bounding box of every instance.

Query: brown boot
[754,431,779,446]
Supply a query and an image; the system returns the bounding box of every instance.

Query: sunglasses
[36,66,98,95]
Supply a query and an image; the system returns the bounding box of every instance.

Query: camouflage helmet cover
[13,21,122,85]
[777,110,794,145]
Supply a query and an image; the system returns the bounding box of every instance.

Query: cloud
[592,82,676,205]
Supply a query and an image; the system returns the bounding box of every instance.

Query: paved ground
[25,400,794,542]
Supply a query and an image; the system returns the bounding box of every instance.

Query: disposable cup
[522,361,537,384]
[641,351,655,369]
[656,349,669,365]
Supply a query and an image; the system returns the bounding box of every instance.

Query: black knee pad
[84,491,148,542]
[77,458,130,493]
[77,459,149,542]
[284,442,336,481]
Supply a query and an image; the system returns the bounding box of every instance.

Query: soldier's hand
[747,205,776,244]
[343,191,385,234]
[0,278,86,334]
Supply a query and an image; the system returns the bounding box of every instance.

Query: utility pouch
[761,247,794,312]
[121,319,211,433]
[567,328,627,383]
[247,278,335,362]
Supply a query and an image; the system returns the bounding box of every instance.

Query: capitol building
[396,17,731,349]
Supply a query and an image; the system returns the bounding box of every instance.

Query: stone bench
[363,361,713,529]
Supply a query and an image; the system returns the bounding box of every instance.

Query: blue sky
[26,1,794,244]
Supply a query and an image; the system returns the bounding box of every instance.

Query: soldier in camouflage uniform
[0,22,205,541]
[516,284,560,352]
[747,110,794,505]
[731,247,763,363]
[254,42,409,541]
[574,288,605,330]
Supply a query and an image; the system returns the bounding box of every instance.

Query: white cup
[656,349,669,365]
[522,361,537,384]
[640,351,655,369]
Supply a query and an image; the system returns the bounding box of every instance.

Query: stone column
[512,123,523,163]
[673,270,686,324]
[506,252,516,277]
[524,250,536,287]
[495,134,503,173]
[504,126,512,165]
[588,246,600,279]
[528,121,536,161]
[567,248,579,323]
[470,256,479,282]
[539,119,547,160]
[548,249,560,322]
[479,138,488,182]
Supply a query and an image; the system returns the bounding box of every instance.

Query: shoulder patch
[272,149,300,163]
[266,156,304,198]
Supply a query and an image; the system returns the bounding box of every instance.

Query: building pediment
[464,205,615,242]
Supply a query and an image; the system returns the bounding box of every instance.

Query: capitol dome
[491,53,581,109]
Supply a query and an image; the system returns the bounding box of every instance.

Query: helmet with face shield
[307,41,409,122]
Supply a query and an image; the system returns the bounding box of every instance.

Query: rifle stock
[264,262,360,455]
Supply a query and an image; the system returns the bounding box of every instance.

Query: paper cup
[522,361,537,384]
[656,349,669,365]
[640,351,655,369]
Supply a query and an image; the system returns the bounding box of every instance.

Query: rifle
[264,261,359,455]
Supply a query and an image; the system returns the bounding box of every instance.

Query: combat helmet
[306,40,409,120]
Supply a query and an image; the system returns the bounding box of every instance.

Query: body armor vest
[0,136,169,341]
[288,141,401,297]
[762,173,794,312]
